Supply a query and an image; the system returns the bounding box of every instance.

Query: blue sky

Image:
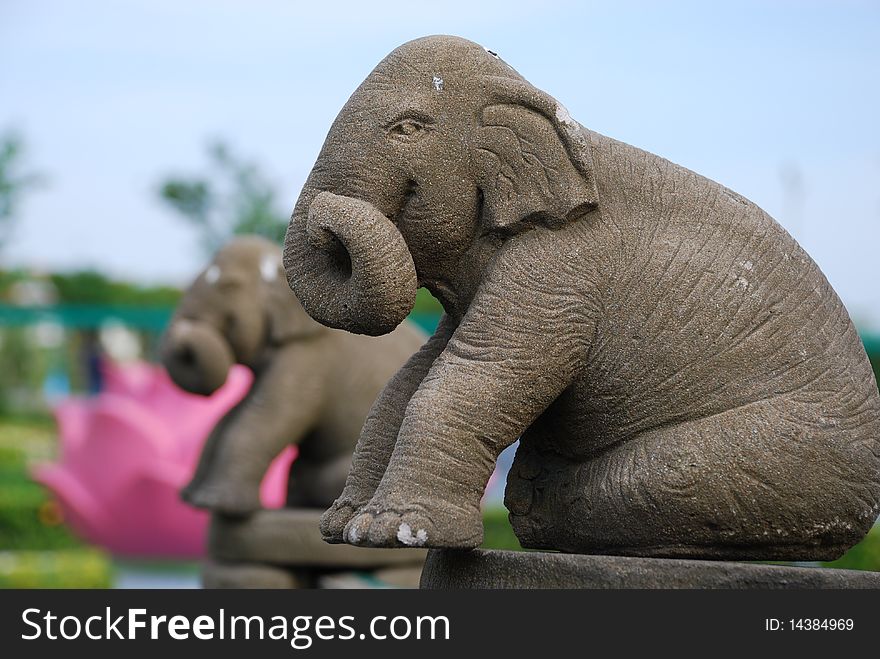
[2,0,879,326]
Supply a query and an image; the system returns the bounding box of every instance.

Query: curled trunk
[161,320,234,396]
[283,190,417,336]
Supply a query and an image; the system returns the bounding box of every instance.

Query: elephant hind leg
[506,399,880,561]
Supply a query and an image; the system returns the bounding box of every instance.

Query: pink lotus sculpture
[33,360,295,558]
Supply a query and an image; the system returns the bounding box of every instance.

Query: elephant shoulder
[485,224,608,320]
[592,131,786,247]
[589,130,758,215]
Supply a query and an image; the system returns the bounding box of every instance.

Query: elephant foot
[181,481,261,515]
[319,497,362,543]
[341,499,483,549]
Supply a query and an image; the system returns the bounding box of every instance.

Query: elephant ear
[259,252,324,344]
[472,77,599,232]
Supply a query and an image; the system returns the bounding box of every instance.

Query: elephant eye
[387,117,433,142]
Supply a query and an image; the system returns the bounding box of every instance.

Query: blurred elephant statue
[282,36,880,559]
[162,236,425,514]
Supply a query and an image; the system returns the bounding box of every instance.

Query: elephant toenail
[397,522,428,546]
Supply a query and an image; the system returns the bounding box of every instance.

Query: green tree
[48,270,181,307]
[0,131,43,252]
[158,140,288,255]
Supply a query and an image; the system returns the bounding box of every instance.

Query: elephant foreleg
[343,247,592,548]
[182,348,324,515]
[320,315,455,541]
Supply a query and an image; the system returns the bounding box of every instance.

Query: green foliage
[158,140,288,254]
[0,130,44,252]
[822,525,880,572]
[408,289,444,333]
[160,180,211,221]
[0,422,112,586]
[482,506,522,551]
[0,421,113,586]
[0,444,26,471]
[869,355,880,392]
[413,288,444,314]
[0,268,181,307]
[0,421,82,552]
[0,269,25,296]
[49,270,180,307]
[0,480,83,551]
[0,417,55,460]
[0,327,41,415]
[0,549,113,588]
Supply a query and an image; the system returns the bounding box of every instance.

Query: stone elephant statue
[282,36,880,559]
[162,236,425,514]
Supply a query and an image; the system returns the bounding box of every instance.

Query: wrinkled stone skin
[283,36,880,559]
[163,236,424,514]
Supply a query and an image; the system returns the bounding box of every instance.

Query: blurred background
[0,0,878,586]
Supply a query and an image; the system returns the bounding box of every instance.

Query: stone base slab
[420,548,880,589]
[209,508,426,568]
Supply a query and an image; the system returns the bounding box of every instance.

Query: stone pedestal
[420,548,880,589]
[204,508,426,589]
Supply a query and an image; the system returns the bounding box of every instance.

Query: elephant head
[283,35,599,334]
[163,236,321,395]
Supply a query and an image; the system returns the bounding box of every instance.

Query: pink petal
[260,445,298,509]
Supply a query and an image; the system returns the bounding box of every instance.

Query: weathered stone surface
[283,35,880,558]
[210,509,426,567]
[420,549,880,589]
[202,561,302,589]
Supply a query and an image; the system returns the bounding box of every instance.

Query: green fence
[0,304,173,334]
[0,303,444,336]
[863,333,880,360]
